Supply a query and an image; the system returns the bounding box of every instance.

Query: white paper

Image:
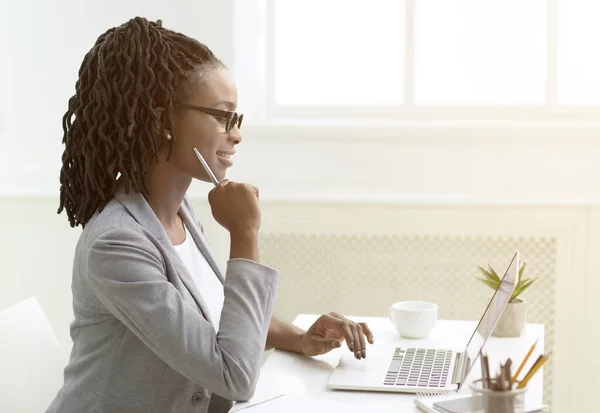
[230,390,286,412]
[235,394,371,412]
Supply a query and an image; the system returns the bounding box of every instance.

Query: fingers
[348,322,363,359]
[359,322,375,344]
[338,320,355,354]
[210,181,256,201]
[337,317,363,360]
[208,179,228,198]
[234,183,258,199]
[209,179,229,195]
[320,313,374,360]
[329,339,342,348]
[357,324,366,359]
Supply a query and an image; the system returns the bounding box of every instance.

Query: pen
[193,147,219,186]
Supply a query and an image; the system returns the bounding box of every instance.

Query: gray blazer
[46,187,279,413]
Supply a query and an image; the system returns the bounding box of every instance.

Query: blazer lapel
[114,186,215,325]
[179,205,225,285]
[160,236,217,326]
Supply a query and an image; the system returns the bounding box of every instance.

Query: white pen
[193,147,219,186]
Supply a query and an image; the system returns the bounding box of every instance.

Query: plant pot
[492,299,527,337]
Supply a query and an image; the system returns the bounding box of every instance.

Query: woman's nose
[229,127,242,144]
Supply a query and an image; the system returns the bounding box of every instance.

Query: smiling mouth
[216,151,234,167]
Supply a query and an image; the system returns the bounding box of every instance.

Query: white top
[172,225,225,331]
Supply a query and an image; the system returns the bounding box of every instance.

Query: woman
[47,17,373,413]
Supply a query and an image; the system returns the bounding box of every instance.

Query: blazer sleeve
[86,228,278,401]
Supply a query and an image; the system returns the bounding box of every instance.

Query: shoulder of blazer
[81,198,168,270]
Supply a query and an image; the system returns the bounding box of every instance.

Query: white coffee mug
[389,301,438,339]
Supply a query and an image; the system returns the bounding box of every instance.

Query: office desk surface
[251,315,544,412]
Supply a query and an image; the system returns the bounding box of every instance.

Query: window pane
[415,0,547,105]
[274,0,405,105]
[558,0,600,105]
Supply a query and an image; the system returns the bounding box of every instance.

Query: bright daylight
[0,1,597,413]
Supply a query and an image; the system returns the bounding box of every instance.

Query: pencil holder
[469,379,527,413]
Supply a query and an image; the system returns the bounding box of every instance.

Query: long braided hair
[57,17,223,227]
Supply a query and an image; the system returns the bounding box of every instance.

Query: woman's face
[166,66,242,183]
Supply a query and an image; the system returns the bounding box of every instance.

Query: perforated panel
[260,233,556,405]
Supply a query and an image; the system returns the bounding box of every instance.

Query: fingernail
[349,343,354,351]
[332,341,341,348]
[362,350,366,358]
[357,353,361,360]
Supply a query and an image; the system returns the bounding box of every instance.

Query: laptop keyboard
[383,348,452,387]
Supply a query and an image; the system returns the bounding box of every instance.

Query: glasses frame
[174,104,243,132]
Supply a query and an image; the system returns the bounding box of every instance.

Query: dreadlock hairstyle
[57,17,224,227]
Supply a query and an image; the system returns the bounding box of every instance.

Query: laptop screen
[461,252,520,381]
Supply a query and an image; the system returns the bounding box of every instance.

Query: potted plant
[476,262,537,337]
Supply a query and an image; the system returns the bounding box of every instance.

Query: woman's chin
[195,171,226,184]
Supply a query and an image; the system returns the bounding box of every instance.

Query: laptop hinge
[451,352,467,385]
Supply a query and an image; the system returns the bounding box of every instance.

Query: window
[235,0,600,121]
[274,0,405,105]
[558,0,600,105]
[414,0,546,105]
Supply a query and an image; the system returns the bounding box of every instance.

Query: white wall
[231,124,600,204]
[0,0,235,196]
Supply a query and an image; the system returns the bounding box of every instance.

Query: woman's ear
[155,107,171,140]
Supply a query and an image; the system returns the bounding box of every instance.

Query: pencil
[516,353,549,390]
[512,339,538,382]
[505,358,513,389]
[481,353,491,389]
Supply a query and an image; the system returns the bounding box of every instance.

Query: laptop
[327,251,520,393]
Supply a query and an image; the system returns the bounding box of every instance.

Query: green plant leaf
[516,277,531,288]
[476,277,500,291]
[488,264,502,282]
[512,277,538,300]
[520,277,537,292]
[478,266,501,283]
[476,260,536,300]
[479,264,501,283]
[519,263,526,280]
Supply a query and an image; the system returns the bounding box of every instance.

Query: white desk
[250,314,544,412]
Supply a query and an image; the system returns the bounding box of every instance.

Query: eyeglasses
[174,104,243,133]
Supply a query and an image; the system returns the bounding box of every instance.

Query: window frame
[234,0,600,125]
